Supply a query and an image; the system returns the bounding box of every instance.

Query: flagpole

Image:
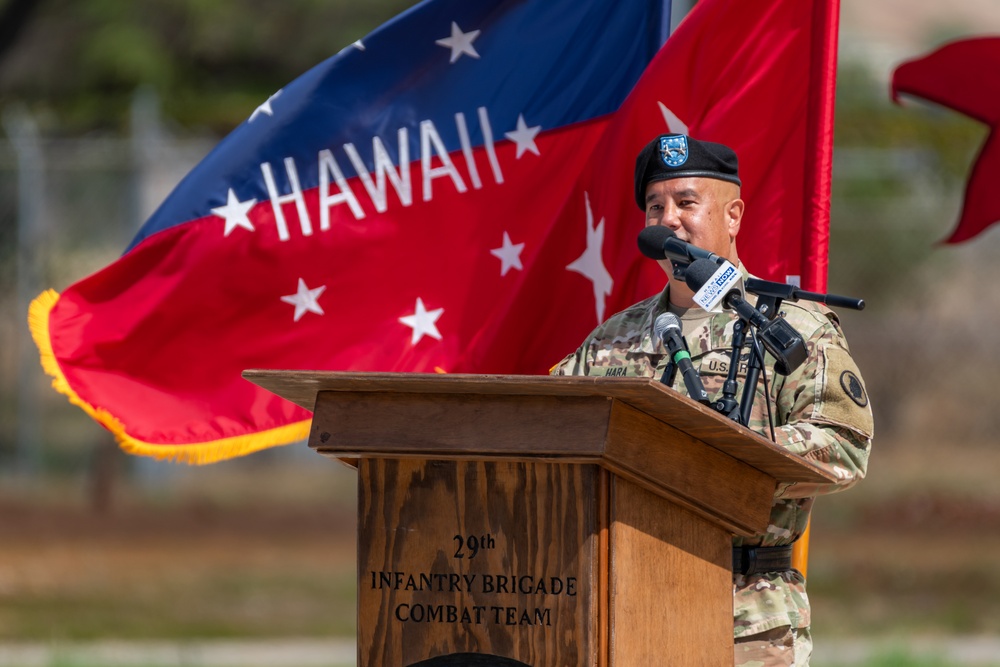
[794,0,841,578]
[800,0,841,294]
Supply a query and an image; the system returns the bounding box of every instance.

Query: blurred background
[2,0,1000,665]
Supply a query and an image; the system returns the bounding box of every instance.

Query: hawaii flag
[30,0,839,463]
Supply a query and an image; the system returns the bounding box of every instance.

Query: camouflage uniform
[551,273,873,666]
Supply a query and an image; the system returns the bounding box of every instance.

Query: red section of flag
[892,37,1000,244]
[31,0,839,462]
[585,0,836,292]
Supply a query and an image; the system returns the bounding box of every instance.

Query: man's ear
[727,198,745,239]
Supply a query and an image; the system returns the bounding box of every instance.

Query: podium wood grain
[310,390,776,537]
[244,371,833,487]
[609,479,732,665]
[358,459,599,666]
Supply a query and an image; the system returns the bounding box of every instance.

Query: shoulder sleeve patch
[814,344,874,440]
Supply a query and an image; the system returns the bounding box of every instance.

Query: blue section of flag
[129,0,670,252]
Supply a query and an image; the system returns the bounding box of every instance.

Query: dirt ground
[808,438,1000,639]
[0,460,361,640]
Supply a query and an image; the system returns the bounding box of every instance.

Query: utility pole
[3,105,44,478]
[671,0,697,33]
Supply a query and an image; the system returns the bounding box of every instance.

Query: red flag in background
[892,37,1000,244]
[30,0,840,463]
[589,0,840,293]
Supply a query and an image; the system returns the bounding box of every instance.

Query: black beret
[633,134,741,209]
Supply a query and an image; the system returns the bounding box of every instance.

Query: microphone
[688,260,742,314]
[684,259,807,375]
[653,313,710,404]
[744,278,866,311]
[637,226,728,266]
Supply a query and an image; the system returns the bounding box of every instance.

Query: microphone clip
[671,261,689,281]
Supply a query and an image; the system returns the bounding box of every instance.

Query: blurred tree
[0,0,42,63]
[828,60,990,436]
[0,0,417,133]
[828,62,986,302]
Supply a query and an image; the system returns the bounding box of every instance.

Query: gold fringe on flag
[27,289,310,465]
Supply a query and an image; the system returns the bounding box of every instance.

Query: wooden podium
[245,371,833,667]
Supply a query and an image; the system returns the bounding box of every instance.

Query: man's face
[643,177,744,276]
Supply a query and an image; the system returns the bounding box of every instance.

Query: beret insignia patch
[840,370,868,408]
[659,134,689,167]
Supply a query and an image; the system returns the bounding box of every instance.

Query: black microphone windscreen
[637,226,676,260]
[683,258,720,292]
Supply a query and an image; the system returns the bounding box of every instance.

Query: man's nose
[660,207,683,231]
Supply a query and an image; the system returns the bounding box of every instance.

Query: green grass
[33,659,355,667]
[17,646,1000,667]
[21,664,357,667]
[822,650,1000,667]
[1,569,358,640]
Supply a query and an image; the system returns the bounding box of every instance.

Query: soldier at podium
[552,134,874,666]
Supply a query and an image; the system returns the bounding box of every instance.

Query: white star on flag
[566,192,614,323]
[249,90,282,122]
[352,39,365,51]
[490,231,525,276]
[400,297,444,345]
[211,188,257,237]
[658,102,688,134]
[436,21,481,63]
[505,114,542,159]
[280,278,326,322]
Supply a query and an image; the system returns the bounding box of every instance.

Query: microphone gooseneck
[673,257,866,430]
[684,258,806,376]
